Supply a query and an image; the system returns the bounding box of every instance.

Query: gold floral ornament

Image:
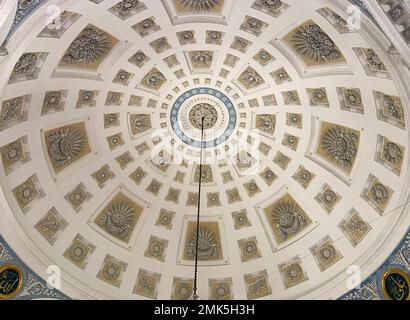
[271,67,292,84]
[194,164,214,183]
[132,17,161,37]
[354,48,391,78]
[134,269,161,299]
[65,183,91,212]
[0,137,27,174]
[97,255,128,287]
[146,179,163,196]
[11,53,39,77]
[310,238,343,271]
[128,50,150,68]
[155,209,175,230]
[339,87,363,113]
[375,135,405,176]
[41,91,66,115]
[188,51,214,69]
[206,30,224,45]
[149,37,171,54]
[186,192,199,207]
[35,208,67,245]
[232,209,251,230]
[183,222,223,261]
[240,16,268,36]
[317,122,360,174]
[177,30,196,45]
[145,236,168,262]
[244,270,272,299]
[283,20,346,67]
[252,0,288,17]
[109,0,147,20]
[238,66,265,90]
[361,175,393,215]
[140,68,167,91]
[282,133,299,151]
[209,278,233,300]
[307,87,329,107]
[238,237,261,262]
[259,167,278,186]
[129,113,152,136]
[12,175,42,211]
[292,166,315,189]
[273,151,292,170]
[0,95,30,131]
[92,165,115,188]
[63,234,95,269]
[371,92,406,131]
[256,114,276,136]
[171,278,194,300]
[129,167,147,185]
[76,90,98,108]
[263,194,312,244]
[94,192,143,244]
[116,151,134,169]
[59,24,118,69]
[9,52,48,84]
[315,184,341,214]
[224,53,239,67]
[44,122,91,174]
[253,49,275,66]
[339,209,371,247]
[278,257,308,288]
[189,103,218,129]
[173,0,225,13]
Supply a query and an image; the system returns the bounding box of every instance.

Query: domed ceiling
[0,0,410,300]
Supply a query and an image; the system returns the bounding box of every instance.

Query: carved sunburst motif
[94,192,143,243]
[177,0,223,12]
[98,202,134,236]
[60,24,118,69]
[184,222,222,261]
[264,194,312,244]
[283,20,346,66]
[271,201,308,240]
[44,123,91,173]
[317,123,360,174]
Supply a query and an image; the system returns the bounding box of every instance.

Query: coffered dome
[0,0,409,300]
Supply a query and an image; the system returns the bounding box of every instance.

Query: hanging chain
[192,117,205,300]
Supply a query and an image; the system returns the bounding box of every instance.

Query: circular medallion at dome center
[170,87,237,148]
[189,103,218,129]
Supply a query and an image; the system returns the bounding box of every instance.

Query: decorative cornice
[0,0,47,55]
[0,235,69,300]
[339,228,410,300]
[7,0,47,40]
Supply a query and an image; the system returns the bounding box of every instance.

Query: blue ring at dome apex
[170,87,237,148]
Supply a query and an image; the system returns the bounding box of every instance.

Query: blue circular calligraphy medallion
[381,269,410,300]
[0,264,23,300]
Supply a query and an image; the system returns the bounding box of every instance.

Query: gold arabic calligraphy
[0,266,22,299]
[388,274,408,300]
